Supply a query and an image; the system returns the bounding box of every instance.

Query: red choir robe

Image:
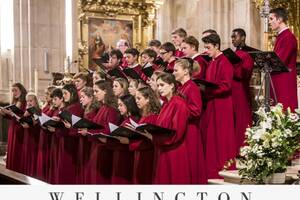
[76,109,98,184]
[165,59,176,73]
[178,79,207,184]
[110,117,138,184]
[36,107,58,182]
[129,114,157,184]
[153,95,191,184]
[200,53,236,179]
[56,102,84,184]
[271,28,298,111]
[84,105,121,184]
[42,104,51,114]
[21,111,40,177]
[47,108,64,184]
[129,63,144,78]
[192,53,208,80]
[154,56,165,69]
[175,49,184,58]
[121,56,128,69]
[232,49,254,153]
[6,102,27,173]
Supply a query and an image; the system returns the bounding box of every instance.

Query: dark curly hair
[136,86,161,115]
[12,82,27,104]
[94,80,117,109]
[62,84,79,106]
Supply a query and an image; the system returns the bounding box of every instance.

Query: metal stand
[256,63,278,112]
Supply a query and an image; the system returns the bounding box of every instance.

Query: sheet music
[108,122,119,133]
[71,115,81,125]
[38,113,52,125]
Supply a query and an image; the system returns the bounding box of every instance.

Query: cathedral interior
[0,0,299,184]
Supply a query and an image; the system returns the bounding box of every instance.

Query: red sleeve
[65,103,84,136]
[90,106,121,135]
[185,87,202,119]
[128,114,158,151]
[275,34,297,69]
[205,59,233,99]
[154,98,189,147]
[234,51,254,80]
[66,103,84,117]
[193,56,208,79]
[102,107,121,134]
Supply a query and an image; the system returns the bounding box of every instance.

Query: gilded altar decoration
[78,0,164,70]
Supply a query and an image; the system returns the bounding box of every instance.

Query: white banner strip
[0,185,299,200]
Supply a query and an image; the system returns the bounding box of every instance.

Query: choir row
[0,7,298,184]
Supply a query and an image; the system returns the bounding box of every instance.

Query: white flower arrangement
[238,104,300,183]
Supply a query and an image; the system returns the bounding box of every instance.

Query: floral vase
[264,172,286,184]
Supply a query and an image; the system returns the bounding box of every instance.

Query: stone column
[0,0,67,103]
[156,0,263,50]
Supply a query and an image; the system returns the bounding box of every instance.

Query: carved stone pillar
[156,0,263,50]
[0,0,67,103]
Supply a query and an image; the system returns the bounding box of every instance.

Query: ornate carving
[79,0,161,26]
[77,0,163,70]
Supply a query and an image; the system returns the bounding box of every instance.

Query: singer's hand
[141,130,153,141]
[78,128,88,135]
[21,122,30,129]
[52,116,60,121]
[115,136,129,144]
[62,120,71,129]
[47,126,55,132]
[98,137,107,143]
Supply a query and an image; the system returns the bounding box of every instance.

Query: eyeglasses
[159,51,168,55]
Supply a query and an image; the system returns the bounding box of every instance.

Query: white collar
[129,63,139,68]
[278,27,289,35]
[212,52,222,60]
[143,62,152,68]
[191,53,201,59]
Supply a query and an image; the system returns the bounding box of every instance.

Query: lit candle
[34,68,38,94]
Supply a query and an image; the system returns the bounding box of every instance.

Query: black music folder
[248,51,289,74]
[123,68,141,80]
[108,68,127,79]
[108,123,143,139]
[19,116,34,126]
[192,79,218,88]
[86,131,119,140]
[71,115,103,129]
[38,113,64,128]
[200,54,212,62]
[58,110,72,123]
[27,107,41,116]
[142,65,155,78]
[1,104,24,115]
[126,119,175,136]
[222,48,242,65]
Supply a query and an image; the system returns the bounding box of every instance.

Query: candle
[43,50,49,72]
[64,56,70,73]
[34,68,38,94]
[9,80,12,104]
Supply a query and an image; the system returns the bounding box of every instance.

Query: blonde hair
[26,92,41,111]
[114,78,129,94]
[175,58,200,76]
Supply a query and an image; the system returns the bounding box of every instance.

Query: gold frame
[77,0,159,70]
[80,14,137,69]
